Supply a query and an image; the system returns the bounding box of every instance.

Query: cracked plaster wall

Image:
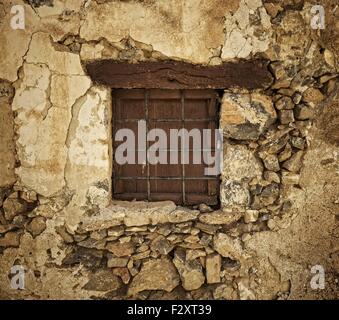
[0,0,338,299]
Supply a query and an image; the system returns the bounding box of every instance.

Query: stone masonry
[0,0,338,299]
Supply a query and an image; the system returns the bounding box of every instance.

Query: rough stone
[244,210,259,223]
[206,253,221,284]
[199,210,242,225]
[55,226,74,243]
[112,267,131,284]
[106,242,135,257]
[128,258,180,296]
[27,217,46,237]
[198,203,213,213]
[302,88,324,105]
[78,238,106,250]
[3,198,27,221]
[213,284,238,300]
[83,269,122,292]
[173,249,205,291]
[262,154,280,172]
[222,144,263,181]
[213,233,245,261]
[220,93,276,140]
[291,137,305,150]
[78,201,199,231]
[279,109,295,124]
[294,104,315,120]
[275,96,294,110]
[281,172,300,185]
[107,255,129,268]
[282,151,304,172]
[186,249,206,261]
[220,181,250,210]
[0,231,20,247]
[263,171,280,184]
[278,143,292,163]
[150,235,174,255]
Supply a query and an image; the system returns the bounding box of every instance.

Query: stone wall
[0,0,338,299]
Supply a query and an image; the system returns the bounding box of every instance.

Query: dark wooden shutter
[112,89,220,206]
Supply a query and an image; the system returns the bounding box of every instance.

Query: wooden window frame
[112,89,220,206]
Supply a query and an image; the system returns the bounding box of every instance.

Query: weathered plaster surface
[0,0,338,300]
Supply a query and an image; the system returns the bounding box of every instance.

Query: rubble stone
[220,93,276,140]
[173,249,205,291]
[27,217,46,237]
[206,253,221,284]
[128,258,180,296]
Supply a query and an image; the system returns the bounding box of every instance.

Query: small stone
[107,255,129,268]
[237,279,256,300]
[263,171,280,183]
[190,228,200,235]
[195,222,220,235]
[220,181,250,210]
[128,258,180,296]
[112,267,130,284]
[56,226,74,243]
[132,250,151,260]
[186,249,206,261]
[262,154,280,172]
[106,241,135,257]
[206,253,221,284]
[258,184,280,207]
[83,269,122,292]
[213,233,244,261]
[78,238,106,250]
[281,172,300,185]
[294,104,314,120]
[150,235,174,255]
[173,249,205,291]
[0,224,15,234]
[244,210,259,223]
[213,284,238,300]
[275,96,294,110]
[107,226,124,237]
[20,190,38,203]
[156,225,172,236]
[292,92,302,104]
[0,231,20,247]
[282,151,304,172]
[319,74,337,84]
[119,236,131,243]
[278,143,292,162]
[302,88,324,104]
[279,109,294,124]
[136,244,149,253]
[291,137,305,150]
[3,198,27,221]
[27,217,46,237]
[125,226,147,232]
[62,247,103,268]
[90,229,107,240]
[199,210,242,225]
[198,203,213,213]
[74,234,88,242]
[184,235,200,243]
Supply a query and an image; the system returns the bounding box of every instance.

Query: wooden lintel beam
[86,60,273,90]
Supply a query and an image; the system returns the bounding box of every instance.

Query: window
[112,89,220,206]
